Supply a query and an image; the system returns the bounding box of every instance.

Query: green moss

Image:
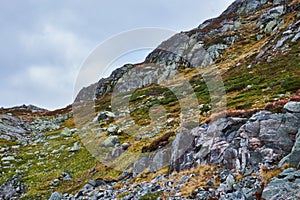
[140,191,163,200]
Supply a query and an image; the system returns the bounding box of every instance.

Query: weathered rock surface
[171,102,300,174]
[262,168,300,199]
[50,101,300,199]
[0,175,27,200]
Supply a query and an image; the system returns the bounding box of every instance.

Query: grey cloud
[0,0,234,110]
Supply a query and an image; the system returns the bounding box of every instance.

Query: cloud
[0,0,235,110]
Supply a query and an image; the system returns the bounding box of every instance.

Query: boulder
[262,169,300,199]
[107,124,118,133]
[102,136,119,147]
[49,192,63,200]
[170,131,195,172]
[133,155,150,177]
[150,148,171,172]
[284,101,300,113]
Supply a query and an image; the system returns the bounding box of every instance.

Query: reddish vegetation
[205,109,260,123]
[206,94,300,123]
[142,131,174,153]
[42,105,72,116]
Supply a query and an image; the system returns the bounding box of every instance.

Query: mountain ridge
[1,0,300,199]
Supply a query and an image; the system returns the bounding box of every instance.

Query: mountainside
[1,0,300,199]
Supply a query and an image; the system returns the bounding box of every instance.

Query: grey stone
[49,192,63,200]
[292,32,300,42]
[133,155,150,176]
[237,0,261,14]
[150,148,171,172]
[1,156,15,161]
[87,180,97,187]
[68,142,81,152]
[265,20,277,33]
[220,170,230,182]
[207,44,229,60]
[196,191,210,200]
[226,174,235,189]
[284,101,300,113]
[107,124,118,133]
[279,130,300,167]
[121,143,131,150]
[171,131,194,172]
[102,136,119,147]
[62,171,72,181]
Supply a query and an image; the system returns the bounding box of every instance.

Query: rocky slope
[49,101,300,200]
[1,0,300,199]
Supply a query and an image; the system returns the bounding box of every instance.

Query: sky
[0,0,235,110]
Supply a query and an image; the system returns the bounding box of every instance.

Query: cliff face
[1,0,300,199]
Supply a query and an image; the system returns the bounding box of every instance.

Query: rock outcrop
[1,0,300,199]
[51,101,300,199]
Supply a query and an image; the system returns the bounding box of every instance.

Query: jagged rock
[112,146,125,159]
[62,171,72,181]
[121,143,131,150]
[262,168,300,199]
[170,131,195,172]
[237,0,261,14]
[226,174,235,190]
[207,44,229,60]
[0,114,29,142]
[274,0,290,5]
[220,191,246,200]
[261,5,286,21]
[292,32,300,42]
[4,0,298,199]
[170,101,300,173]
[196,191,210,200]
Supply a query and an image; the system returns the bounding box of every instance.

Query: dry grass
[179,165,220,197]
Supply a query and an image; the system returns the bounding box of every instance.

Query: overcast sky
[0,0,234,110]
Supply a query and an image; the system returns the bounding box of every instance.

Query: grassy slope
[0,4,299,199]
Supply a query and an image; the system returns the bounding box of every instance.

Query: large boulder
[170,101,300,173]
[133,155,150,177]
[150,148,171,172]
